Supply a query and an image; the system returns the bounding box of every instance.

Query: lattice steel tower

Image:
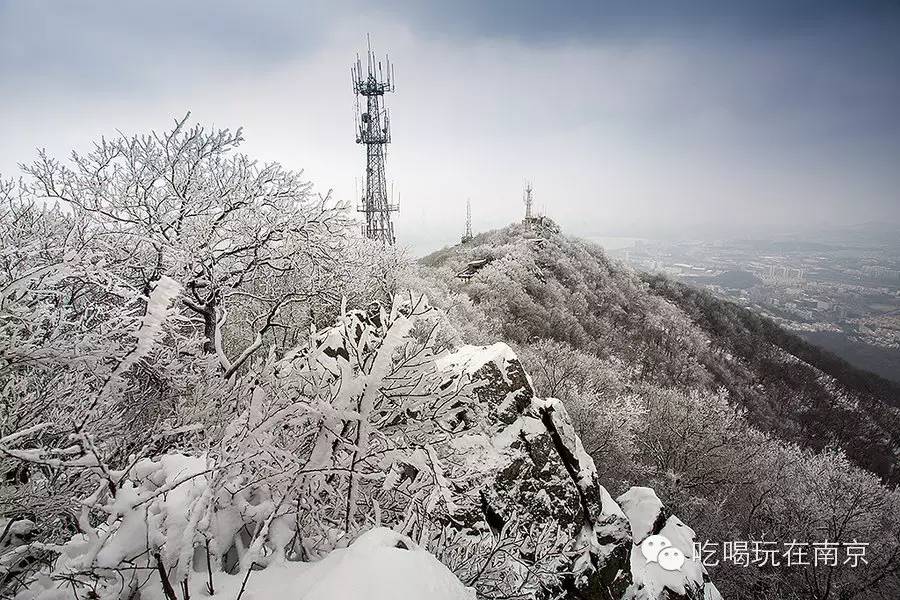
[462,200,473,243]
[523,181,535,223]
[352,38,397,244]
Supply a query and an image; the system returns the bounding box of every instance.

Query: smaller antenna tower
[462,199,473,243]
[523,181,535,224]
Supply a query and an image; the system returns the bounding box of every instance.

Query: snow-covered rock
[618,487,720,600]
[437,344,633,597]
[435,339,718,599]
[300,527,475,600]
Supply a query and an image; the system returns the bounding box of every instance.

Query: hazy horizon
[2,1,899,256]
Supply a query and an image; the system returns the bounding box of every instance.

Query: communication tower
[462,200,473,243]
[523,181,535,224]
[352,37,397,244]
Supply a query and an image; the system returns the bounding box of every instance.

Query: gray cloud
[0,1,339,93]
[1,1,898,254]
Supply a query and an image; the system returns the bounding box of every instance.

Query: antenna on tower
[352,36,398,244]
[523,181,535,225]
[462,199,473,243]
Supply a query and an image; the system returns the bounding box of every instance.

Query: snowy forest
[2,119,899,600]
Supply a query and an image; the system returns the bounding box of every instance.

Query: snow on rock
[435,343,517,380]
[252,529,474,600]
[617,486,667,545]
[91,528,473,600]
[301,527,476,600]
[439,344,633,598]
[617,487,720,600]
[434,337,720,598]
[437,342,533,426]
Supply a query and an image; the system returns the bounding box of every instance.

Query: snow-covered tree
[22,115,352,377]
[0,119,395,597]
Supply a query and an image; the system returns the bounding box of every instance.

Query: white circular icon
[640,534,672,563]
[657,546,686,571]
[640,534,685,572]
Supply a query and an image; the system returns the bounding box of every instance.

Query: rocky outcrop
[300,302,719,598]
[435,342,719,599]
[618,487,720,600]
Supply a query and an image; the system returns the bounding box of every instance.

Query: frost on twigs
[2,292,713,600]
[3,295,482,599]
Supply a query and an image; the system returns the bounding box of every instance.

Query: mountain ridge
[420,221,900,483]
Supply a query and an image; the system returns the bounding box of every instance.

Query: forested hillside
[643,275,900,477]
[419,220,900,599]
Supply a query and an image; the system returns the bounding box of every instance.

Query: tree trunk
[202,299,217,355]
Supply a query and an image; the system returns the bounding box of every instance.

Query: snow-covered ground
[194,527,476,600]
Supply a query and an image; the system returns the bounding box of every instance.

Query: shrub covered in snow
[2,293,718,600]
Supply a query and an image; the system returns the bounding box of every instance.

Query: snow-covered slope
[7,299,717,600]
[421,222,900,484]
[300,528,475,600]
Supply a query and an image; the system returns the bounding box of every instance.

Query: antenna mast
[352,36,398,244]
[523,181,534,224]
[462,199,473,243]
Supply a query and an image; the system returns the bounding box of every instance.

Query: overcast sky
[2,1,899,254]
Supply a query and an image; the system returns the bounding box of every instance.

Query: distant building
[863,265,900,282]
[456,258,491,281]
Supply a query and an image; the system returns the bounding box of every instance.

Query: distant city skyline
[2,1,899,255]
